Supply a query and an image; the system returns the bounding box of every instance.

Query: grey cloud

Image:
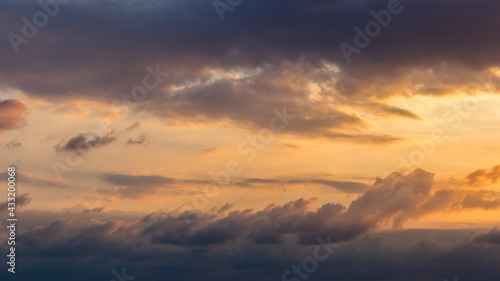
[5,1,500,142]
[83,207,105,214]
[124,122,141,132]
[2,211,500,281]
[0,193,31,212]
[145,170,500,246]
[126,134,147,145]
[0,172,70,188]
[474,227,500,244]
[54,134,117,155]
[238,178,369,193]
[101,173,176,198]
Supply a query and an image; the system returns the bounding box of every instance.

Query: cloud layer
[1,169,499,280]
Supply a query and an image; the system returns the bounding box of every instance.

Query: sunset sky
[1,0,500,280]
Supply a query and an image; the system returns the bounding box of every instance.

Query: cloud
[349,101,423,120]
[466,165,500,185]
[462,191,500,210]
[198,147,221,155]
[237,178,369,193]
[0,99,27,131]
[5,1,500,142]
[54,133,117,155]
[2,211,499,281]
[140,169,500,246]
[3,167,500,280]
[474,227,500,244]
[83,207,105,214]
[101,173,176,198]
[5,140,22,149]
[102,173,175,186]
[0,172,70,188]
[126,134,147,145]
[124,122,141,132]
[0,193,31,212]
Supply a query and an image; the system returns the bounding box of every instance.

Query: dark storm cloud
[2,212,500,281]
[3,0,500,142]
[0,99,28,131]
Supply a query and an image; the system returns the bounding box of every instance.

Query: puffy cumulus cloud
[148,170,500,246]
[94,169,500,234]
[3,1,500,142]
[1,215,500,280]
[0,99,27,131]
[115,170,499,247]
[3,169,500,280]
[142,198,345,246]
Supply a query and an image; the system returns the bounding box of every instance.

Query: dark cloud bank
[1,170,500,280]
[2,0,500,142]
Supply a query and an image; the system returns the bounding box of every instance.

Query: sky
[1,0,500,280]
